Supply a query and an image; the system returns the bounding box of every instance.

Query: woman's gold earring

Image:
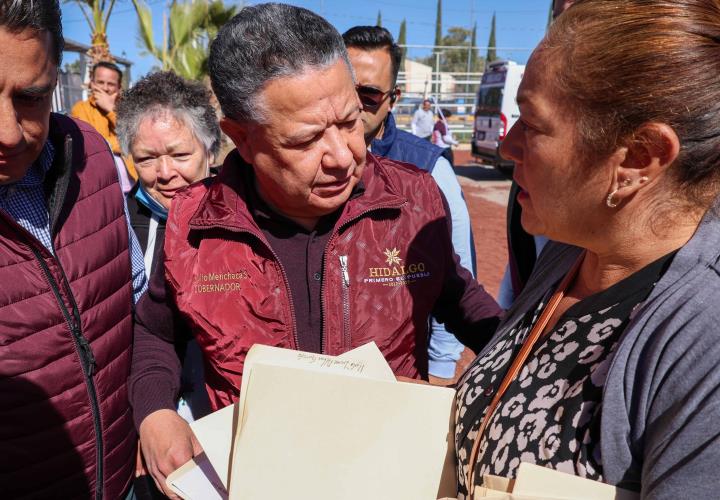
[606,189,620,208]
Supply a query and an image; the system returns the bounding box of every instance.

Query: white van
[471,60,524,175]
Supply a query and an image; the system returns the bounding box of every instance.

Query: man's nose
[321,127,354,171]
[0,100,24,151]
[499,122,522,164]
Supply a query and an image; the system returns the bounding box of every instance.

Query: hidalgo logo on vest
[364,248,431,286]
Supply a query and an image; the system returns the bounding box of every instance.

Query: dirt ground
[428,149,512,384]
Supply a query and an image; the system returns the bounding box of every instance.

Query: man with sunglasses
[344,26,477,381]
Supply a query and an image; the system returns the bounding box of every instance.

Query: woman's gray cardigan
[480,206,720,499]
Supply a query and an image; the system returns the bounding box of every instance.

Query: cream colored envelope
[468,462,640,500]
[229,362,455,500]
[512,463,639,500]
[167,342,413,498]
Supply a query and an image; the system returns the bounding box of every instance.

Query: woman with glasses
[454,1,720,498]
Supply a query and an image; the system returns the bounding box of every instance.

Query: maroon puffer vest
[0,115,135,499]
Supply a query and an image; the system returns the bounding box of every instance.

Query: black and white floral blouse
[454,252,675,497]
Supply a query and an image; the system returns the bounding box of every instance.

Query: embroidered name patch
[193,270,249,293]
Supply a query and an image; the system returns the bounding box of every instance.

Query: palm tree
[64,0,118,63]
[132,0,239,81]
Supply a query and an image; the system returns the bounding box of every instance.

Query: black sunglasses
[356,85,396,109]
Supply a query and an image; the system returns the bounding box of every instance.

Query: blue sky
[61,0,550,81]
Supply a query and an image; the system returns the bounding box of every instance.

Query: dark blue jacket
[370,113,444,173]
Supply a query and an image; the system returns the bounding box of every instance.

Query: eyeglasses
[356,85,396,110]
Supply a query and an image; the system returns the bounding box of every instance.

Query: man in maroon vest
[0,2,147,498]
[129,4,502,496]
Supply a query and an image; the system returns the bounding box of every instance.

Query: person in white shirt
[411,98,435,140]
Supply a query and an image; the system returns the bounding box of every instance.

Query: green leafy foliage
[63,0,118,62]
[486,12,497,63]
[397,19,407,66]
[131,0,239,80]
[417,26,484,74]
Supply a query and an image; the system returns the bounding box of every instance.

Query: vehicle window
[476,87,503,115]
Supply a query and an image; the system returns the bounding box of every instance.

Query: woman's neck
[571,214,702,299]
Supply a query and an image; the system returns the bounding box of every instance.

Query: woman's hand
[138,409,203,499]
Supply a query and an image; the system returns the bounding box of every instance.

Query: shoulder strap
[466,252,585,498]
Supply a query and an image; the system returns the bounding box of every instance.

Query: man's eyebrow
[18,84,54,96]
[285,125,324,143]
[339,103,362,121]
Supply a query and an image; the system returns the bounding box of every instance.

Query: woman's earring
[606,179,632,208]
[606,189,620,208]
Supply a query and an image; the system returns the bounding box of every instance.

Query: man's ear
[389,86,401,110]
[220,118,254,164]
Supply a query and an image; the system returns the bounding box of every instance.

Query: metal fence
[394,44,532,141]
[394,71,483,141]
[52,71,86,115]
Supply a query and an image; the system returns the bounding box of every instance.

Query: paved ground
[428,149,512,384]
[454,150,511,298]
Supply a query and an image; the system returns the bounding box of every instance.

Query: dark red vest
[0,115,135,499]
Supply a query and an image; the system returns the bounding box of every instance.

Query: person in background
[71,61,137,194]
[129,5,501,496]
[118,69,219,419]
[411,97,435,140]
[432,108,459,166]
[0,1,147,497]
[343,25,475,381]
[455,0,720,497]
[497,0,574,308]
[117,69,219,500]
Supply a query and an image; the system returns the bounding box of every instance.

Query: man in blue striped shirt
[0,1,146,497]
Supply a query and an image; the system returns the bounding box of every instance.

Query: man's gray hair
[116,71,221,158]
[209,2,353,123]
[0,0,64,65]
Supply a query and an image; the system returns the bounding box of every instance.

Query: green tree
[397,18,407,67]
[63,0,118,64]
[466,21,478,92]
[132,0,239,81]
[434,0,443,46]
[376,10,382,27]
[486,12,497,64]
[419,27,484,74]
[470,21,478,71]
[63,59,83,74]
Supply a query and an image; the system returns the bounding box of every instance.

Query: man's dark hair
[92,61,123,85]
[342,26,403,85]
[0,0,63,65]
[209,3,352,123]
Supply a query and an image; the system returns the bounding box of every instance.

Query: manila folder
[229,363,455,500]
